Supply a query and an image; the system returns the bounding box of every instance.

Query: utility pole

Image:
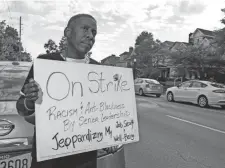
[19,16,22,42]
[18,16,22,61]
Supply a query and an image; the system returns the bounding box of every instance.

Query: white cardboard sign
[34,59,139,162]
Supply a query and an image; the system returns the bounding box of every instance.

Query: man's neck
[65,44,85,60]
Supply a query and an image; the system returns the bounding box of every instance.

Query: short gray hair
[66,14,97,28]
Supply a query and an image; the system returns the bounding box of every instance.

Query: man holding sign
[16,14,105,168]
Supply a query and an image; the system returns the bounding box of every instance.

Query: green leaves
[134,31,162,78]
[135,31,153,46]
[221,8,225,25]
[0,20,31,61]
[44,39,59,53]
[59,36,67,53]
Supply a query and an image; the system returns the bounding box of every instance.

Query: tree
[44,39,59,53]
[221,8,225,25]
[0,20,31,61]
[168,43,225,80]
[152,41,173,67]
[59,36,67,53]
[213,28,225,57]
[135,31,154,45]
[134,31,161,77]
[213,8,225,58]
[20,52,32,62]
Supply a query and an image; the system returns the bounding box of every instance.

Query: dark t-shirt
[21,52,100,166]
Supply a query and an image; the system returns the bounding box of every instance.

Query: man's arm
[16,53,58,124]
[16,94,35,117]
[16,63,35,117]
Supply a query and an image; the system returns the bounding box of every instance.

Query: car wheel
[156,94,161,98]
[220,105,225,109]
[139,89,144,96]
[198,96,208,108]
[167,92,174,102]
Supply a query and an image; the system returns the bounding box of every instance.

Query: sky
[0,0,224,61]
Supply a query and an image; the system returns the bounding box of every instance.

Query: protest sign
[34,59,139,162]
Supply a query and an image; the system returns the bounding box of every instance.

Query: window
[201,83,207,88]
[180,82,191,88]
[145,79,160,84]
[0,64,31,101]
[135,79,143,84]
[190,82,207,88]
[191,82,202,88]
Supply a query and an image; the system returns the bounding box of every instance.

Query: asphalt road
[124,95,225,168]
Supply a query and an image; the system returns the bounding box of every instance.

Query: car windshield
[210,82,225,88]
[145,79,160,84]
[0,63,31,101]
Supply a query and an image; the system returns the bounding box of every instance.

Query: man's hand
[24,78,39,101]
[23,78,43,104]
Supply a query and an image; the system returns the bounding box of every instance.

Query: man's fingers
[34,80,41,88]
[30,86,39,92]
[28,97,38,101]
[27,82,36,88]
[25,92,38,99]
[23,79,42,103]
[25,79,36,89]
[24,85,39,94]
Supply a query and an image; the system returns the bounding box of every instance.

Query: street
[125,95,225,168]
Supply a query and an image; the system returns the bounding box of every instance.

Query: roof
[101,56,120,66]
[162,41,174,47]
[119,51,129,56]
[169,41,190,50]
[196,28,214,36]
[101,55,119,63]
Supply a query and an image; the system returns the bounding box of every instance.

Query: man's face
[69,16,97,56]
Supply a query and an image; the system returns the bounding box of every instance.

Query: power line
[5,0,12,19]
[3,0,14,27]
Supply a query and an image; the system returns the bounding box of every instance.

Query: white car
[134,78,163,97]
[166,80,225,109]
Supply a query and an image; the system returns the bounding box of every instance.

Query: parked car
[134,78,163,97]
[0,61,125,168]
[166,80,225,109]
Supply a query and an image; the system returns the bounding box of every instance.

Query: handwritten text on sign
[34,59,139,162]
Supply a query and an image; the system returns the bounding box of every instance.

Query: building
[169,42,190,52]
[101,55,120,66]
[189,28,216,54]
[189,28,214,46]
[157,28,222,82]
[153,41,175,67]
[116,47,134,67]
